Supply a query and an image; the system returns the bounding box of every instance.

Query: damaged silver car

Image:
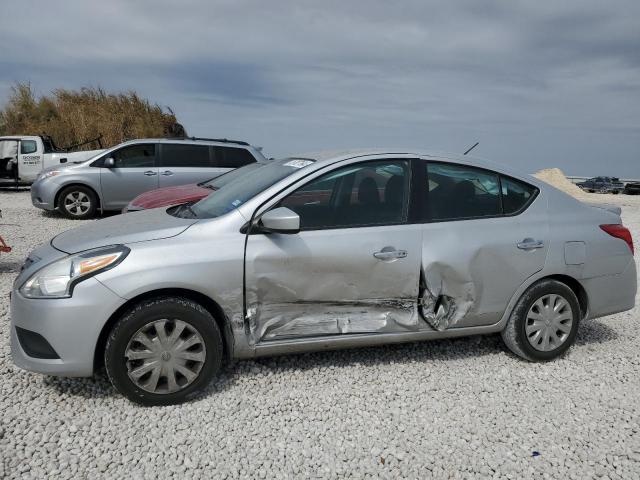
[10,150,637,404]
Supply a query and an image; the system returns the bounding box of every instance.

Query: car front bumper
[10,277,127,377]
[30,179,58,211]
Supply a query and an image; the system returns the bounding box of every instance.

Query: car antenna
[463,142,479,155]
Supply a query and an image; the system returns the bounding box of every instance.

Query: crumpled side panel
[418,262,477,331]
[247,299,421,341]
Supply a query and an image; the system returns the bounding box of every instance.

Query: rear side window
[161,144,211,168]
[111,144,156,168]
[20,140,37,154]
[501,177,537,214]
[214,147,256,168]
[427,162,501,221]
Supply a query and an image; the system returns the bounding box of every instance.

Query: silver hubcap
[125,319,206,394]
[526,294,573,352]
[64,191,91,215]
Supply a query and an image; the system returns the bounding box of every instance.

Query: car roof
[117,138,253,148]
[286,148,534,183]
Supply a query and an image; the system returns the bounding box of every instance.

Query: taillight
[600,224,634,255]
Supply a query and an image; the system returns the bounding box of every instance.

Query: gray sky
[1,0,639,176]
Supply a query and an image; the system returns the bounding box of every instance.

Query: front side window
[20,140,37,154]
[215,147,256,168]
[278,160,411,230]
[161,144,211,168]
[111,144,156,168]
[426,162,501,221]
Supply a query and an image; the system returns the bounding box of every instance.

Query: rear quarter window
[501,177,538,214]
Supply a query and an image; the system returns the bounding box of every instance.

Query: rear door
[418,160,548,329]
[99,143,159,209]
[158,143,224,187]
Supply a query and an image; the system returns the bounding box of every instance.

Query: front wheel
[57,185,97,219]
[501,279,580,362]
[105,297,223,405]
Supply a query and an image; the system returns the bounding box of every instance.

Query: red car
[123,162,267,213]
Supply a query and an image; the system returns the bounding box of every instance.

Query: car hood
[51,208,199,254]
[40,162,87,175]
[130,183,211,209]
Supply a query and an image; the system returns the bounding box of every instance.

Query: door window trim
[247,157,420,234]
[422,160,539,223]
[91,143,158,168]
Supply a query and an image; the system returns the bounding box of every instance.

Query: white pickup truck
[0,135,104,185]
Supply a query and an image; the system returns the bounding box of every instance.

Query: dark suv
[576,177,624,194]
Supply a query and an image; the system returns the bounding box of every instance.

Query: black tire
[501,279,580,362]
[105,297,223,405]
[57,185,98,219]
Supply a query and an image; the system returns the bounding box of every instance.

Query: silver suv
[30,137,265,219]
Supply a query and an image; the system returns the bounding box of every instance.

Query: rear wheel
[105,297,223,405]
[57,185,97,219]
[502,279,580,361]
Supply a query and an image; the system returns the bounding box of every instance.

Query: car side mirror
[259,207,300,234]
[103,157,115,168]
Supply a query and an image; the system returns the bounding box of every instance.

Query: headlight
[38,170,61,180]
[20,245,130,298]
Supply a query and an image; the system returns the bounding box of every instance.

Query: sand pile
[533,168,591,200]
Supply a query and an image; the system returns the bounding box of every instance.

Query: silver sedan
[11,150,636,404]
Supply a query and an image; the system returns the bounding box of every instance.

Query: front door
[244,158,423,344]
[99,143,159,209]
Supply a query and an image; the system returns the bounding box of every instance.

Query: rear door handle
[373,248,408,260]
[143,170,157,176]
[161,170,173,176]
[517,238,544,250]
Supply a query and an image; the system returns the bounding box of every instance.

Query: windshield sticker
[231,199,243,207]
[283,159,313,169]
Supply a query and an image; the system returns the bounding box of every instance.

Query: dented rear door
[419,161,548,329]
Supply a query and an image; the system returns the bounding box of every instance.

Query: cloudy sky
[1,0,639,176]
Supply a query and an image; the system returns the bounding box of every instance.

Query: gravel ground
[1,188,640,479]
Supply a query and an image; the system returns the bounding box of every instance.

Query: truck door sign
[22,155,41,166]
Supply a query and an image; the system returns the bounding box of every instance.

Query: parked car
[624,181,640,195]
[30,137,265,219]
[123,161,269,213]
[11,150,636,405]
[576,176,624,194]
[0,135,104,185]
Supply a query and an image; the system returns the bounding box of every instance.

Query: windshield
[191,158,315,219]
[200,162,266,189]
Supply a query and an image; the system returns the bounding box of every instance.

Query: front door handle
[161,170,173,176]
[143,170,157,176]
[517,238,545,250]
[373,248,408,260]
